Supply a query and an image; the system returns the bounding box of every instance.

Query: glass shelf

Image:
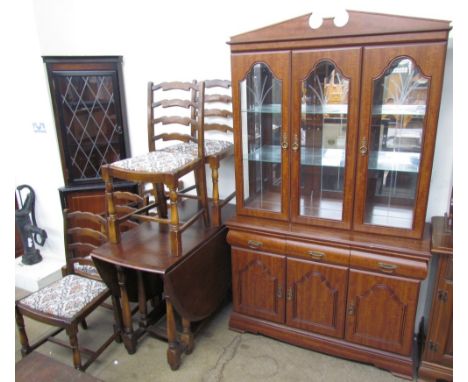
[372,104,426,116]
[242,103,426,116]
[247,145,420,173]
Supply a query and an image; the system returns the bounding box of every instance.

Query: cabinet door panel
[345,269,419,355]
[231,52,290,221]
[286,257,348,338]
[291,48,361,229]
[425,256,453,366]
[231,248,285,323]
[354,43,447,238]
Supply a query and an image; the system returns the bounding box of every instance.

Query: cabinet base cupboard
[226,11,450,380]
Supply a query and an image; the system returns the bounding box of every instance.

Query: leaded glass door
[354,43,447,238]
[232,52,290,220]
[45,57,130,186]
[291,48,360,229]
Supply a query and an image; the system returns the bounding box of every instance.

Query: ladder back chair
[15,210,122,371]
[160,79,234,225]
[102,80,209,256]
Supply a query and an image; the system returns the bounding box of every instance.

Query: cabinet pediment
[230,11,451,45]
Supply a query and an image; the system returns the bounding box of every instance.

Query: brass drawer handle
[247,240,263,249]
[281,140,288,150]
[308,250,325,260]
[378,262,398,273]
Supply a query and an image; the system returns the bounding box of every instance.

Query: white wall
[8,0,455,261]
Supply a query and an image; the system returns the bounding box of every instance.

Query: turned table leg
[166,298,181,370]
[116,266,137,354]
[181,317,194,354]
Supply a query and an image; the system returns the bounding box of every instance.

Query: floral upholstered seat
[161,139,233,158]
[73,256,100,278]
[111,150,198,174]
[18,274,108,319]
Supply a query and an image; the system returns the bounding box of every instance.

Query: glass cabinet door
[291,49,361,229]
[354,43,447,238]
[232,52,290,220]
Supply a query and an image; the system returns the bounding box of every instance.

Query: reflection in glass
[240,63,282,212]
[299,61,349,220]
[364,58,428,229]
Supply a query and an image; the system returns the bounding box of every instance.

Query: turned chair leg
[169,187,182,256]
[66,324,82,370]
[15,307,31,357]
[210,162,221,226]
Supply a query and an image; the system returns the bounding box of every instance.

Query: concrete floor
[15,288,407,382]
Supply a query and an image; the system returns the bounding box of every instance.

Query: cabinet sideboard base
[229,311,414,380]
[418,361,453,381]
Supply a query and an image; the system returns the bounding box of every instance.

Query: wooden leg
[210,162,221,226]
[116,266,137,354]
[181,317,194,355]
[80,318,88,330]
[195,166,210,227]
[15,307,31,357]
[169,187,182,257]
[111,295,123,343]
[166,299,181,370]
[137,271,149,328]
[154,182,168,219]
[66,324,82,370]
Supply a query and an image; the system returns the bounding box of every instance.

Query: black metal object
[15,185,47,265]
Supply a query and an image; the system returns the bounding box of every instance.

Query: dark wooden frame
[43,56,130,187]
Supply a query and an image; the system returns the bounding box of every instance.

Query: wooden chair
[15,211,122,371]
[102,80,209,256]
[159,79,235,225]
[62,210,108,281]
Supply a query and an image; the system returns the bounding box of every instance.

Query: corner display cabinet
[44,56,134,213]
[226,11,451,379]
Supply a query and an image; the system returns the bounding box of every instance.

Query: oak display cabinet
[226,11,451,379]
[44,56,134,213]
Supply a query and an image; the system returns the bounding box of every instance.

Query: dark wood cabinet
[286,257,348,338]
[419,216,453,381]
[44,56,132,212]
[232,249,285,323]
[227,11,450,380]
[345,269,419,355]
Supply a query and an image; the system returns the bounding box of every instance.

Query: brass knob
[292,134,299,151]
[359,137,368,156]
[281,141,288,149]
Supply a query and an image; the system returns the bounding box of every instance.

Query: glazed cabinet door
[345,269,419,355]
[231,248,286,323]
[231,52,290,220]
[354,43,447,238]
[286,257,348,338]
[291,48,360,229]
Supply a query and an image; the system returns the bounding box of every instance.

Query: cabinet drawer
[286,241,349,266]
[227,230,286,253]
[350,250,427,279]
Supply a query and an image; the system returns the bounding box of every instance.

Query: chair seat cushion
[74,256,100,278]
[111,150,198,174]
[161,140,233,157]
[18,275,108,319]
